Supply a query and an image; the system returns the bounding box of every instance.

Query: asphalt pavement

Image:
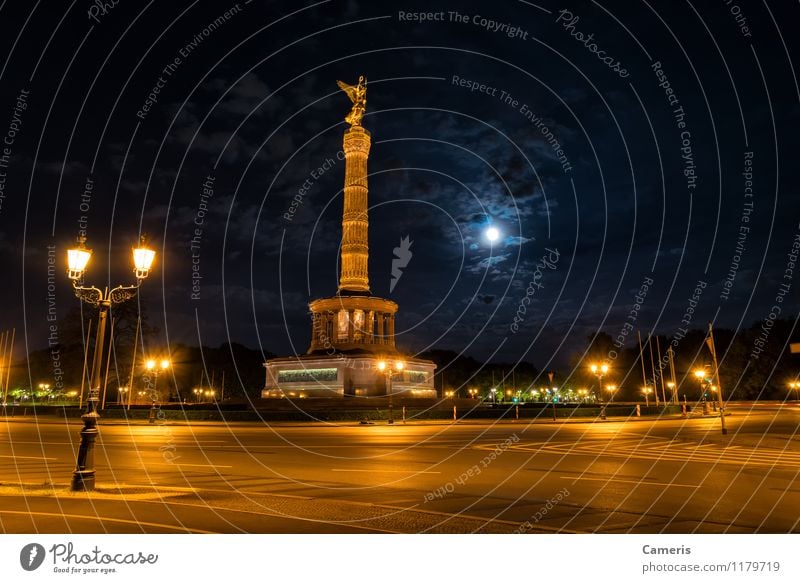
[1,405,799,533]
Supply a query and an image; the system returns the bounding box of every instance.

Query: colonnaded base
[262,81,436,399]
[262,354,436,399]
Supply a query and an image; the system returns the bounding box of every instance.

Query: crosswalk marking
[478,438,800,469]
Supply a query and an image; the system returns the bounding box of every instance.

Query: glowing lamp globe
[67,246,92,280]
[132,241,156,279]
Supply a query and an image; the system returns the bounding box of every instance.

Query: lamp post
[694,369,706,394]
[36,382,50,404]
[709,384,718,411]
[590,363,609,419]
[117,386,128,405]
[145,358,170,420]
[789,381,800,402]
[667,381,676,404]
[642,386,651,407]
[378,358,404,424]
[606,384,618,402]
[694,369,710,415]
[66,235,155,491]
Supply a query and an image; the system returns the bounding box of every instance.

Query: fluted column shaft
[339,126,371,293]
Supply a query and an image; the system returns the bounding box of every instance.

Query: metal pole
[127,315,140,411]
[4,328,15,404]
[708,322,727,435]
[637,330,648,391]
[648,333,659,407]
[668,345,678,403]
[0,330,8,404]
[656,335,667,405]
[598,373,606,419]
[387,372,394,424]
[72,297,108,492]
[78,319,92,409]
[149,370,158,423]
[101,316,114,410]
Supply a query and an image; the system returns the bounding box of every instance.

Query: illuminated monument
[262,77,436,398]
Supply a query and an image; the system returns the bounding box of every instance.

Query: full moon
[485,227,500,242]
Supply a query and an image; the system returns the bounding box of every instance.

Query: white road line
[559,476,699,488]
[0,454,57,460]
[331,468,441,474]
[155,463,233,468]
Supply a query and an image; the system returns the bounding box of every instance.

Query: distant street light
[378,359,404,424]
[642,386,652,407]
[694,369,707,399]
[666,381,676,403]
[36,382,50,404]
[606,384,618,402]
[66,235,155,491]
[590,363,610,419]
[145,358,171,418]
[788,381,800,402]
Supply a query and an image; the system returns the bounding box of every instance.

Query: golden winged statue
[336,75,367,126]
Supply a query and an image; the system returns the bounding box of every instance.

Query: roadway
[1,405,799,533]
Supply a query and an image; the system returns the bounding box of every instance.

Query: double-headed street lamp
[66,235,155,491]
[145,358,170,421]
[788,381,800,401]
[606,384,618,402]
[377,358,404,425]
[642,386,652,407]
[36,382,50,403]
[694,369,707,394]
[590,363,609,390]
[590,363,610,419]
[145,358,170,395]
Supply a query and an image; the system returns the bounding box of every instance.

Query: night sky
[1,0,798,375]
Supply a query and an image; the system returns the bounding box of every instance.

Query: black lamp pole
[71,284,140,491]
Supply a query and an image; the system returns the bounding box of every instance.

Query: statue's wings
[337,80,357,103]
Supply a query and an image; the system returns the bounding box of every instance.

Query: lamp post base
[71,470,96,492]
[71,404,99,492]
